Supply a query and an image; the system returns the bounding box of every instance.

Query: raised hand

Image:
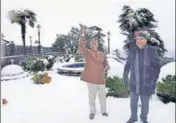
[79,23,86,34]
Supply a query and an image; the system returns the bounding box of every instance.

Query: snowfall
[1,57,175,123]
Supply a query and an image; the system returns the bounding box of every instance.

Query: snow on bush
[41,59,49,66]
[1,64,24,76]
[1,64,29,81]
[69,57,75,63]
[45,56,55,70]
[55,56,64,63]
[48,55,54,59]
[74,54,84,62]
[21,58,45,72]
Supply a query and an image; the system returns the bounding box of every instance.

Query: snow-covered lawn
[1,60,175,123]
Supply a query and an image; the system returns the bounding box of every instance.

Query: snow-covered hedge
[105,74,129,98]
[74,54,84,62]
[1,64,24,76]
[45,55,55,70]
[21,55,55,72]
[1,64,29,81]
[156,75,176,104]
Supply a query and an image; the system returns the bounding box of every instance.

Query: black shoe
[126,118,137,123]
[102,113,108,117]
[140,116,148,123]
[89,113,95,120]
[142,120,148,123]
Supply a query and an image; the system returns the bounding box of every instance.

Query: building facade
[1,39,54,56]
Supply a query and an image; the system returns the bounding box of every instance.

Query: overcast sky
[1,0,175,53]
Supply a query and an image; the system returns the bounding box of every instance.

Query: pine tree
[67,27,81,55]
[53,24,106,57]
[52,34,68,56]
[118,5,167,57]
[86,26,106,52]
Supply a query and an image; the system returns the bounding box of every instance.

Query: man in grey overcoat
[123,29,162,123]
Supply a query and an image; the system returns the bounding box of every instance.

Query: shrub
[64,54,71,62]
[74,54,84,62]
[21,57,35,71]
[32,72,52,84]
[156,75,176,104]
[31,59,45,72]
[32,73,41,84]
[21,57,45,72]
[106,75,129,98]
[45,56,55,70]
[21,55,55,72]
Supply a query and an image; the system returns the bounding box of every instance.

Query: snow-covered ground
[1,59,175,123]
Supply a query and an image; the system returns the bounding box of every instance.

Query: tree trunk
[108,38,110,54]
[21,24,26,55]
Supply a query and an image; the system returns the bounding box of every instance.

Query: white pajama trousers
[87,83,107,114]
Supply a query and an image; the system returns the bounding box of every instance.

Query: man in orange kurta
[79,24,110,120]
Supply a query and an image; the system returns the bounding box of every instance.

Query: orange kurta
[79,36,109,85]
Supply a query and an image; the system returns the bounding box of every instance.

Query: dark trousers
[130,92,151,121]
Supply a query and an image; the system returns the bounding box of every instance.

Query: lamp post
[107,31,111,54]
[55,33,59,53]
[127,11,135,50]
[37,24,41,54]
[29,36,32,55]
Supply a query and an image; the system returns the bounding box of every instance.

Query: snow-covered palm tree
[118,5,167,57]
[8,9,37,55]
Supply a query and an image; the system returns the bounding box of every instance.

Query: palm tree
[117,5,167,57]
[8,9,37,55]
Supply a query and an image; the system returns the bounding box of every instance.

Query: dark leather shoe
[89,113,95,120]
[142,120,148,123]
[102,113,108,117]
[126,118,137,123]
